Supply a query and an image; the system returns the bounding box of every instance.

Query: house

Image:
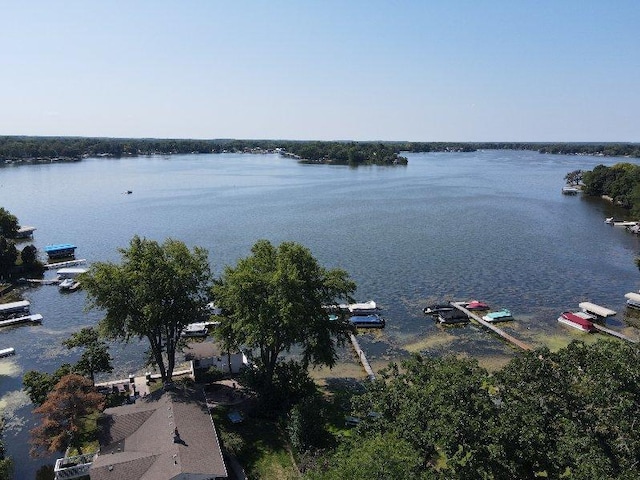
[183,341,248,374]
[89,385,228,480]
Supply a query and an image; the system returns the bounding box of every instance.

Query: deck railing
[53,453,96,480]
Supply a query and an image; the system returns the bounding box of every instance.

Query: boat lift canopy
[624,292,640,303]
[578,302,616,318]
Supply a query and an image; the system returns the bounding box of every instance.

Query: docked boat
[59,278,81,291]
[349,313,385,328]
[436,310,469,324]
[423,303,454,315]
[182,322,209,337]
[624,292,640,310]
[44,243,77,260]
[0,347,15,358]
[15,226,36,238]
[348,300,378,315]
[482,309,513,322]
[605,217,615,224]
[558,311,595,332]
[465,300,490,311]
[562,185,580,195]
[0,300,30,317]
[206,302,223,316]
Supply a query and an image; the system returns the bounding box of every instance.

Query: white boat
[605,217,615,224]
[562,186,580,195]
[0,347,15,358]
[182,323,209,337]
[558,311,595,332]
[624,292,640,310]
[482,309,514,322]
[59,278,81,291]
[206,302,223,316]
[348,300,378,315]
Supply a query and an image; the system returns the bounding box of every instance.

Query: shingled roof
[90,385,228,480]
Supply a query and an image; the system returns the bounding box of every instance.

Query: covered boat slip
[0,300,30,317]
[44,243,77,259]
[624,292,640,309]
[578,302,616,318]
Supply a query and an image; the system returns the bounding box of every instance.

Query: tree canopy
[0,207,18,238]
[62,327,113,385]
[213,239,356,399]
[30,374,104,456]
[81,236,212,383]
[582,163,640,216]
[318,340,640,479]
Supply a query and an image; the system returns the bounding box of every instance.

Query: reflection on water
[2,150,640,477]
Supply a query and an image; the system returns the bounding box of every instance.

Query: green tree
[564,169,583,185]
[0,208,18,238]
[213,240,356,399]
[0,419,14,480]
[30,374,104,456]
[0,236,18,280]
[62,327,113,385]
[82,236,211,383]
[354,355,499,478]
[23,364,74,406]
[305,432,424,480]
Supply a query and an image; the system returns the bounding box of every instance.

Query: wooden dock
[349,333,376,380]
[45,258,87,270]
[591,323,638,343]
[0,313,43,328]
[451,302,533,351]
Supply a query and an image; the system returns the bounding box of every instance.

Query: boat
[482,309,513,322]
[578,302,616,318]
[15,226,36,238]
[56,267,88,279]
[349,313,385,328]
[0,314,43,329]
[0,300,30,317]
[627,224,640,234]
[423,303,454,315]
[44,243,77,260]
[181,322,209,337]
[605,217,615,224]
[206,302,223,316]
[59,278,81,291]
[465,300,490,311]
[562,186,580,195]
[624,292,640,310]
[0,347,15,358]
[436,310,469,324]
[558,311,595,332]
[348,300,378,315]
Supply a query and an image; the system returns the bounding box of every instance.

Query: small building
[15,226,36,238]
[183,341,247,374]
[89,386,228,480]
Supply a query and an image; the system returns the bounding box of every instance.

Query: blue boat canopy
[44,244,76,252]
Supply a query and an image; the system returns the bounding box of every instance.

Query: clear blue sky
[2,1,638,141]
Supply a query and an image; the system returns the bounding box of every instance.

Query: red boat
[465,300,490,311]
[557,311,595,333]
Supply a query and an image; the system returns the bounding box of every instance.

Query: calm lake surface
[2,150,640,478]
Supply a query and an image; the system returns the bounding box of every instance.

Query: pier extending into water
[591,323,638,343]
[349,333,376,380]
[451,302,533,351]
[45,259,87,270]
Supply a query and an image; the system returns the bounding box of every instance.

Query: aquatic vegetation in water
[0,389,30,432]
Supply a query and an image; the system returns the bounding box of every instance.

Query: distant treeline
[582,163,640,217]
[1,136,639,167]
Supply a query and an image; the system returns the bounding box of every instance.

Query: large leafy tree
[62,327,113,385]
[0,207,18,238]
[30,374,104,456]
[82,236,212,383]
[0,236,18,280]
[213,239,356,396]
[23,364,74,407]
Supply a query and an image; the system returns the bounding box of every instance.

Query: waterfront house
[53,385,228,480]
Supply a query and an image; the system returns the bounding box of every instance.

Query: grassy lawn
[211,406,301,480]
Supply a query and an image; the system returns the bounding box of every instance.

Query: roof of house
[183,341,220,361]
[90,385,228,480]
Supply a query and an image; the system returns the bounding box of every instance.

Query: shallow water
[1,150,640,478]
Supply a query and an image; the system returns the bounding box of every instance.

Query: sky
[1,1,639,142]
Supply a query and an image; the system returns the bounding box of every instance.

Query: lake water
[2,150,640,478]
